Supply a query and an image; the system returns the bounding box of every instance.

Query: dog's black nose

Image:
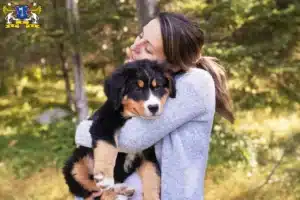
[148,104,159,114]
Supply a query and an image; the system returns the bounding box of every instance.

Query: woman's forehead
[143,19,163,52]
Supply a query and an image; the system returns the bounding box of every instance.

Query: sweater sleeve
[117,69,215,153]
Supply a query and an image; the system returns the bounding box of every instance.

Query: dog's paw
[115,195,129,200]
[94,173,115,189]
[113,183,135,197]
[94,173,104,183]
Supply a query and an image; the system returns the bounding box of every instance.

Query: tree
[58,43,73,108]
[136,0,159,29]
[49,0,74,109]
[66,0,89,121]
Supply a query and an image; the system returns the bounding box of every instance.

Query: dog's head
[104,59,176,119]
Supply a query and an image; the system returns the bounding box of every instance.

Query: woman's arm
[117,69,215,153]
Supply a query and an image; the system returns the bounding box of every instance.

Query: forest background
[0,0,299,199]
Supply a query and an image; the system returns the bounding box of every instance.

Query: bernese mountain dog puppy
[63,59,177,200]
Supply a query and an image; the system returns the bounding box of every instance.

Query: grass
[0,66,299,199]
[0,167,73,200]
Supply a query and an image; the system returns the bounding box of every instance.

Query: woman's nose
[131,39,147,54]
[131,44,141,54]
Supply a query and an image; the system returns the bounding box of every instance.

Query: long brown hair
[157,12,234,123]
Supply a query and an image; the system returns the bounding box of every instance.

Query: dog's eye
[152,79,164,89]
[153,83,163,91]
[137,80,144,88]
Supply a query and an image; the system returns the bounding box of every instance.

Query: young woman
[75,12,234,200]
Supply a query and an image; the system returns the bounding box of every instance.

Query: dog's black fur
[63,59,178,199]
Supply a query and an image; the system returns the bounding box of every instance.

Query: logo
[3,2,42,29]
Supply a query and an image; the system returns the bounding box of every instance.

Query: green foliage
[208,124,251,167]
[0,66,106,178]
[0,0,300,199]
[0,119,75,178]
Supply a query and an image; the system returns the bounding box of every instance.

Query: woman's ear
[104,67,127,110]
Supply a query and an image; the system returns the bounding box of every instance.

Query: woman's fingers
[113,183,135,196]
[92,190,103,197]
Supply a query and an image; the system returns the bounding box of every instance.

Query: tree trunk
[51,0,74,109]
[66,0,89,122]
[59,43,73,109]
[136,0,159,30]
[72,52,88,121]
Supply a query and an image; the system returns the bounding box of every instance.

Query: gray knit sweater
[75,68,216,200]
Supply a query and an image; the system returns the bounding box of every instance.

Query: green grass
[0,66,299,200]
[0,67,106,178]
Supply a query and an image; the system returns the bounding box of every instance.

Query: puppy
[63,59,176,200]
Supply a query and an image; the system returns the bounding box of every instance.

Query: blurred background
[0,0,299,199]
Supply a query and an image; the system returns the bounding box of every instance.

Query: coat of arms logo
[3,2,42,29]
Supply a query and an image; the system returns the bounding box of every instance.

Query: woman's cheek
[137,50,156,60]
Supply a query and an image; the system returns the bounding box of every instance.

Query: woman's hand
[90,190,103,198]
[89,184,136,200]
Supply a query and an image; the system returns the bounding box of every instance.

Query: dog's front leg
[72,157,100,192]
[93,138,119,189]
[137,160,161,200]
[90,100,126,189]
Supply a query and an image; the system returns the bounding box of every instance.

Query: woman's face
[126,18,166,62]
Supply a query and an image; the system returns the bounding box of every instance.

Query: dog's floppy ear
[164,73,176,98]
[104,66,128,110]
[157,61,177,98]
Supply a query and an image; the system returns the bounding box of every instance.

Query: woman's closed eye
[137,31,153,54]
[145,46,153,55]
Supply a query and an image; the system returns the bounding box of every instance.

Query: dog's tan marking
[71,156,99,192]
[94,141,119,184]
[122,98,145,117]
[151,79,157,88]
[164,73,174,95]
[159,90,169,108]
[137,80,144,88]
[137,160,161,200]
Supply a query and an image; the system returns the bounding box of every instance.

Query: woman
[75,12,234,200]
